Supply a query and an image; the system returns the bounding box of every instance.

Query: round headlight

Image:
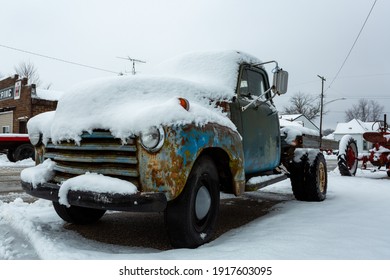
[140,126,165,152]
[29,133,42,146]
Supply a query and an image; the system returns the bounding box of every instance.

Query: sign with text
[0,86,14,101]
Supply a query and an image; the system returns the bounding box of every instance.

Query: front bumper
[21,181,167,212]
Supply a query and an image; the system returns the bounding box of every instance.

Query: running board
[245,174,288,191]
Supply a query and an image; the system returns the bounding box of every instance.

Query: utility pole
[317,75,326,148]
[117,56,146,75]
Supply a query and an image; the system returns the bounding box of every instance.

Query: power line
[0,43,119,74]
[326,0,378,92]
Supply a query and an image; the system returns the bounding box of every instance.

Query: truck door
[230,65,281,175]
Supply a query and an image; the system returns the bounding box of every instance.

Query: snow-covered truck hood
[28,51,260,142]
[27,50,261,144]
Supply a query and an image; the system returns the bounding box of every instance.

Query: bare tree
[14,61,41,86]
[345,99,384,122]
[282,92,321,121]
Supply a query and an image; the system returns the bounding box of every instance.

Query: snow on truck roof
[28,50,261,144]
[34,88,64,101]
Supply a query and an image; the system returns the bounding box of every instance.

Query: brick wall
[0,75,57,133]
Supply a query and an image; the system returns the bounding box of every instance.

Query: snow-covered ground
[1,155,389,260]
[0,154,34,168]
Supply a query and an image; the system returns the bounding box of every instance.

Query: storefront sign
[0,86,14,101]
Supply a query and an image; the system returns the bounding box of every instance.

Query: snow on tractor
[338,114,390,176]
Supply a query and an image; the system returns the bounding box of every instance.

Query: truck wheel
[6,149,15,162]
[338,135,358,176]
[14,144,35,161]
[165,155,220,248]
[290,155,309,201]
[305,153,327,201]
[290,151,327,201]
[52,202,106,224]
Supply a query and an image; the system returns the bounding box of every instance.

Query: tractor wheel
[52,202,106,224]
[290,150,327,201]
[165,155,220,248]
[338,135,358,176]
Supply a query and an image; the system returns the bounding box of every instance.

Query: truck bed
[301,134,339,151]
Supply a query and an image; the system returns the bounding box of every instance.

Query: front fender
[137,123,245,201]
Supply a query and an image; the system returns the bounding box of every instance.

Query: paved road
[0,166,26,193]
[326,158,338,171]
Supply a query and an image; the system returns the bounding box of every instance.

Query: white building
[280,114,319,132]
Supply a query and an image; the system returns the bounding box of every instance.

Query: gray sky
[1,0,389,129]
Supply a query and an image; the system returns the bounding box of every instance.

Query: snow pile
[27,111,56,145]
[20,159,56,187]
[280,125,319,145]
[27,50,257,144]
[279,118,319,145]
[247,174,286,185]
[293,148,321,164]
[0,154,34,167]
[58,173,138,207]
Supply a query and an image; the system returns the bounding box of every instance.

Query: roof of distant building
[334,119,379,134]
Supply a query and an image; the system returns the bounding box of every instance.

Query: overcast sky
[1,0,389,129]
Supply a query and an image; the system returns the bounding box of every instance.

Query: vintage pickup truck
[21,51,328,248]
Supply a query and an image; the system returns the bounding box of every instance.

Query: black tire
[14,144,35,161]
[6,149,15,162]
[290,151,327,201]
[338,135,358,176]
[52,202,106,224]
[305,153,327,201]
[165,155,220,248]
[290,154,309,201]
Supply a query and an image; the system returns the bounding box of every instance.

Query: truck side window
[239,67,265,100]
[247,69,265,98]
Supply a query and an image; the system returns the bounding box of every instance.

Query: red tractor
[338,114,390,176]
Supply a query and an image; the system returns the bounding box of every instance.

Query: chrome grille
[44,130,139,186]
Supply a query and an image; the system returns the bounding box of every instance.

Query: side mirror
[272,69,288,95]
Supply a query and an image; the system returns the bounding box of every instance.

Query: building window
[2,126,10,133]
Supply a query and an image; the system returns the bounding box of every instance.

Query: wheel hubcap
[346,146,357,169]
[195,186,211,220]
